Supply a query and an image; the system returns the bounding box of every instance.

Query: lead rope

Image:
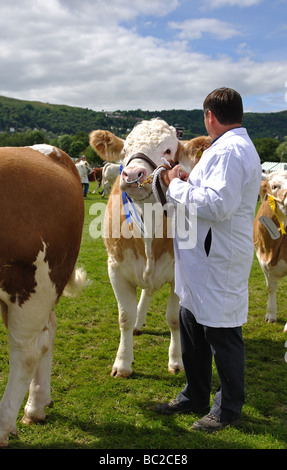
[152,166,169,204]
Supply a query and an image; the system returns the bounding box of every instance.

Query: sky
[0,0,286,113]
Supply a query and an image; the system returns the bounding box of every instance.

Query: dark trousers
[177,306,245,421]
[82,183,89,197]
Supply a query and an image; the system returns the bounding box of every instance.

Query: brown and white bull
[90,119,211,377]
[89,167,103,193]
[253,171,287,332]
[0,144,85,447]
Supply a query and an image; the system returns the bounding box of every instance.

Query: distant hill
[0,95,286,141]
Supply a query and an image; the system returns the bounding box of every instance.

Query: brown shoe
[192,413,241,432]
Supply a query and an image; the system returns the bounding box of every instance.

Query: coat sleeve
[167,148,245,222]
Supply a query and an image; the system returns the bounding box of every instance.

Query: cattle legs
[166,289,183,373]
[22,310,57,425]
[0,305,56,447]
[109,264,183,377]
[264,274,278,323]
[110,280,138,378]
[133,289,153,335]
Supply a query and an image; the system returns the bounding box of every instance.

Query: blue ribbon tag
[121,191,146,237]
[120,164,145,236]
[122,191,132,224]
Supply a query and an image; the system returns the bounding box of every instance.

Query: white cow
[101,162,121,197]
[90,119,211,377]
[253,171,287,332]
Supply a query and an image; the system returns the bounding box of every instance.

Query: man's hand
[161,164,189,186]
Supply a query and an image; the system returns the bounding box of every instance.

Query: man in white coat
[76,155,91,197]
[157,88,262,432]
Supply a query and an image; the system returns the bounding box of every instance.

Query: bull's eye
[165,149,171,155]
[272,184,279,190]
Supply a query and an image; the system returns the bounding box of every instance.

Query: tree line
[0,128,285,166]
[0,95,286,165]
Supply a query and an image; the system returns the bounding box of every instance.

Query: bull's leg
[265,274,278,323]
[133,289,153,335]
[92,181,100,194]
[109,268,137,378]
[166,288,183,374]
[0,302,55,447]
[101,182,111,198]
[22,310,57,425]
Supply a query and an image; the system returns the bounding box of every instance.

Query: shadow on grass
[10,402,287,450]
[7,331,287,450]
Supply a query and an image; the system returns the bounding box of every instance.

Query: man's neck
[211,123,242,141]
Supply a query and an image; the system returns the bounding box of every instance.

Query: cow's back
[0,146,84,301]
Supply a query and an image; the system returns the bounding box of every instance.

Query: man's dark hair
[203,87,243,125]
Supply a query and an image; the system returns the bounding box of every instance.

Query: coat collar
[211,126,244,145]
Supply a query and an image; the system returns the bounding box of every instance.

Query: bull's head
[261,172,287,212]
[260,171,287,234]
[90,118,211,203]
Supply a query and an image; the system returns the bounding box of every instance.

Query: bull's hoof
[21,413,48,425]
[0,438,9,448]
[265,317,276,323]
[133,328,142,336]
[21,415,41,425]
[0,429,17,448]
[168,364,184,374]
[110,368,132,378]
[21,400,54,425]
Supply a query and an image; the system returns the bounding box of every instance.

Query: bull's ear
[89,130,125,162]
[176,135,211,172]
[259,179,268,199]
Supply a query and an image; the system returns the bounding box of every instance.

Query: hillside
[0,95,286,141]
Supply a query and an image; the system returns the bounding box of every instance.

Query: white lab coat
[76,161,90,183]
[167,127,262,327]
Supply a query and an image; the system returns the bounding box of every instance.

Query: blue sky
[134,0,286,62]
[0,0,286,113]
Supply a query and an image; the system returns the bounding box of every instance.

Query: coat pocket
[204,228,212,257]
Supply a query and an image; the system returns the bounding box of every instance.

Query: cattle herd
[0,119,286,446]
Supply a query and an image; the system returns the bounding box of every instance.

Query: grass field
[0,180,287,450]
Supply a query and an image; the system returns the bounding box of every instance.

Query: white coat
[167,127,262,327]
[76,161,90,183]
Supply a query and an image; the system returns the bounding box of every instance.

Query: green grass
[1,181,287,449]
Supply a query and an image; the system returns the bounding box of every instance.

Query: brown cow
[253,171,287,332]
[0,144,85,447]
[90,119,211,377]
[89,167,103,193]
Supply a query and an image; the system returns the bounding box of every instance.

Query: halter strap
[125,153,158,169]
[124,153,167,207]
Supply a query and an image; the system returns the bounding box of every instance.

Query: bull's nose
[122,167,147,184]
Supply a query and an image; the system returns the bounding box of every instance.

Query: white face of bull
[120,119,178,201]
[266,171,287,217]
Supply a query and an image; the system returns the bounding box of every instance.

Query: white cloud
[168,18,242,40]
[58,0,180,23]
[0,0,286,113]
[202,0,262,7]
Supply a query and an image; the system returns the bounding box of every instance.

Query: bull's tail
[63,266,88,298]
